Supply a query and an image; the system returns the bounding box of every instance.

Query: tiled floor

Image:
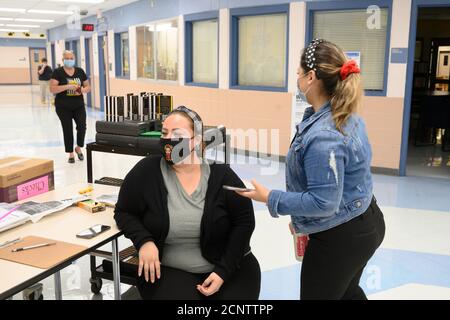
[407,141,450,180]
[1,85,450,300]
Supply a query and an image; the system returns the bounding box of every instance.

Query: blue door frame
[51,43,56,69]
[85,38,92,108]
[98,35,106,111]
[400,0,450,176]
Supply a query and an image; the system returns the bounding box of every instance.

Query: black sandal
[75,149,84,161]
[68,157,75,164]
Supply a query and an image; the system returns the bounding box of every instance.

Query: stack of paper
[0,194,89,234]
[95,194,118,207]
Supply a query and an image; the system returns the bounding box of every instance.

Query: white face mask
[297,71,312,105]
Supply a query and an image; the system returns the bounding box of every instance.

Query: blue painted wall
[0,38,46,48]
[49,0,340,41]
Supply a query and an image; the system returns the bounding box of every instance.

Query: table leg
[111,238,121,300]
[54,271,62,300]
[87,145,93,183]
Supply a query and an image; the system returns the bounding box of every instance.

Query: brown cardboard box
[0,157,54,203]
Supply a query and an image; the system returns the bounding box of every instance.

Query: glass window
[313,9,389,91]
[120,33,130,77]
[136,20,178,81]
[155,20,178,81]
[137,25,155,79]
[237,13,287,88]
[192,19,218,84]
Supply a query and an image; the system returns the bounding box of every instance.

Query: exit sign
[82,24,94,32]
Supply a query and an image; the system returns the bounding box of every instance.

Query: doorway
[29,48,46,85]
[404,5,450,179]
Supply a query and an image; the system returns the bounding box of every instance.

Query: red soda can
[289,222,309,262]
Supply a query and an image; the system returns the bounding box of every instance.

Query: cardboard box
[0,157,54,203]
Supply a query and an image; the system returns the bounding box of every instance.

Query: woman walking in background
[50,50,90,163]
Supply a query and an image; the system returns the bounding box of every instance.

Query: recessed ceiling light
[15,18,55,23]
[0,28,30,32]
[0,17,14,21]
[28,9,73,15]
[6,24,40,28]
[0,8,26,13]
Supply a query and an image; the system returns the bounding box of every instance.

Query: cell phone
[222,185,255,192]
[76,224,111,239]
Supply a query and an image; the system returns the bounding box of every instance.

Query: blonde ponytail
[330,72,363,133]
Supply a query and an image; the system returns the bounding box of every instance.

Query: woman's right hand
[138,241,161,283]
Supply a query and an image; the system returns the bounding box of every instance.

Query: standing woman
[50,50,90,163]
[37,57,52,104]
[237,39,386,300]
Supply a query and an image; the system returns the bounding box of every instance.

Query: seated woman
[114,106,261,300]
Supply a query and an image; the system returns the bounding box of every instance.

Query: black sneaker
[68,157,75,164]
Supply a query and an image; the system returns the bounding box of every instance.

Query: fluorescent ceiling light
[49,0,104,3]
[0,17,14,21]
[15,18,54,23]
[28,9,73,15]
[6,24,40,28]
[0,28,30,32]
[0,8,26,13]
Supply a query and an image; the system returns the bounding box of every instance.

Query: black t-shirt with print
[51,67,88,109]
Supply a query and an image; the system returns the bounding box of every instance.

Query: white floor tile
[369,283,450,300]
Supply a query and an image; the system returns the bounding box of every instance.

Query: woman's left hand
[197,272,224,296]
[236,179,270,204]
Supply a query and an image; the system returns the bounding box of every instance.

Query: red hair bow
[340,60,360,81]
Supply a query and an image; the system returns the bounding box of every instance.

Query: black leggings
[300,197,385,300]
[55,106,86,153]
[137,253,261,300]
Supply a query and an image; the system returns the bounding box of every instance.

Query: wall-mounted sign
[345,51,361,69]
[390,48,408,64]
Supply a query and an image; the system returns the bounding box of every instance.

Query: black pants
[137,253,261,300]
[300,197,385,300]
[56,106,86,153]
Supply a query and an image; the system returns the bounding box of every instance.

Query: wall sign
[391,48,408,64]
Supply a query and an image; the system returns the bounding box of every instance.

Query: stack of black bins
[95,120,160,152]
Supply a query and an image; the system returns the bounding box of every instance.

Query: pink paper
[17,175,49,200]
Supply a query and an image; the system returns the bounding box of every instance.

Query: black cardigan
[114,156,255,282]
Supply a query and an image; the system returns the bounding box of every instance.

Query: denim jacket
[267,101,373,234]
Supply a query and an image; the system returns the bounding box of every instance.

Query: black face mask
[160,137,194,165]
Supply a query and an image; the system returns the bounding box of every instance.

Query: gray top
[160,158,215,273]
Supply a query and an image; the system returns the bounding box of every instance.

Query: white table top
[0,183,122,298]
